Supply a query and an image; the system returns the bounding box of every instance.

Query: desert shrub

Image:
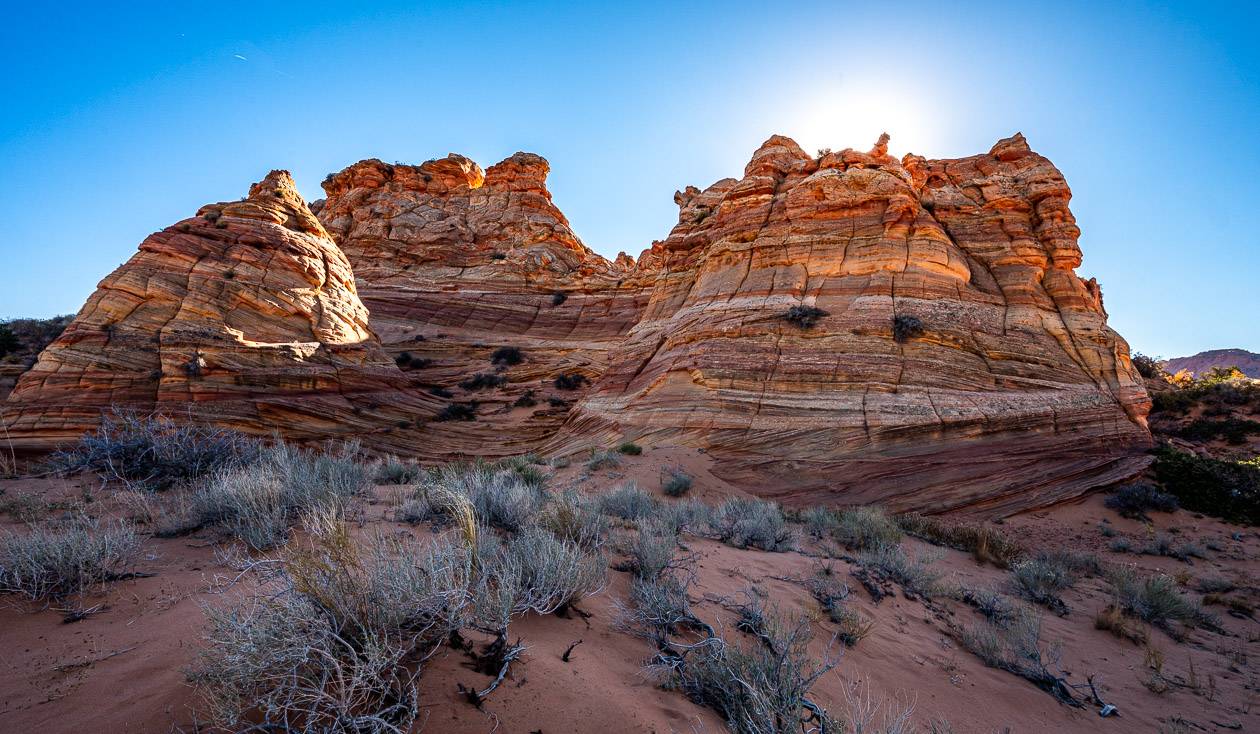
[799,507,838,540]
[429,386,454,398]
[895,513,1023,568]
[1107,567,1212,629]
[512,390,538,408]
[482,527,607,615]
[709,498,794,552]
[190,443,369,550]
[459,372,507,391]
[490,346,524,366]
[554,372,588,390]
[655,610,838,734]
[1142,533,1205,562]
[0,315,72,359]
[660,497,711,534]
[597,483,658,521]
[1177,417,1260,444]
[539,490,608,550]
[52,413,260,490]
[0,516,139,600]
[805,566,872,646]
[394,351,431,369]
[490,252,507,260]
[436,402,478,421]
[617,573,704,646]
[784,305,828,329]
[551,292,567,306]
[961,587,1018,627]
[375,456,422,485]
[0,324,17,358]
[662,468,693,497]
[412,461,543,534]
[960,608,1080,706]
[856,545,944,599]
[892,315,923,343]
[625,522,679,580]
[586,449,622,471]
[832,506,902,551]
[1152,447,1259,525]
[1195,574,1235,594]
[1011,554,1081,614]
[1131,352,1164,380]
[192,525,473,732]
[617,441,643,456]
[1104,483,1179,520]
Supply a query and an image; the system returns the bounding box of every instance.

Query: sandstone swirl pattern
[2,171,418,447]
[551,134,1151,514]
[2,136,1151,513]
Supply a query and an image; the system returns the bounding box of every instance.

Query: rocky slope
[1,171,427,449]
[2,135,1152,513]
[1164,349,1260,378]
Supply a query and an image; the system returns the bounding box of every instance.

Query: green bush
[617,441,643,456]
[662,468,693,497]
[1152,447,1259,525]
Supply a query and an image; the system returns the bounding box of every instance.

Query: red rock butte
[1,134,1152,514]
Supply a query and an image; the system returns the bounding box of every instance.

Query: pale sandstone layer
[2,171,428,449]
[549,134,1151,514]
[3,136,1151,513]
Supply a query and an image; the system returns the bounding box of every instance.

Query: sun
[787,81,944,159]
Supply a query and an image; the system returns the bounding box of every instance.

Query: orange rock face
[2,136,1152,513]
[550,134,1151,514]
[314,153,653,458]
[2,171,420,448]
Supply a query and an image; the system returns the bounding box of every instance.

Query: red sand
[1,449,1256,733]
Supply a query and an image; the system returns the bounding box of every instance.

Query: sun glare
[787,82,944,159]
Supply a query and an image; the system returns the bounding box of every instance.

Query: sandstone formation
[314,152,653,457]
[550,133,1152,514]
[3,135,1152,513]
[1,171,425,449]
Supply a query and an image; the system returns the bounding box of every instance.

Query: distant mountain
[1162,349,1260,378]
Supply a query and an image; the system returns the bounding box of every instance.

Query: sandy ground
[0,447,1256,733]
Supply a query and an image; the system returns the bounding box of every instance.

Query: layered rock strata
[550,134,1151,514]
[2,171,425,449]
[3,135,1152,513]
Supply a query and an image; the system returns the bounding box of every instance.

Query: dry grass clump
[831,506,902,551]
[662,467,693,497]
[654,610,838,734]
[0,515,139,600]
[623,522,681,580]
[397,460,545,534]
[374,456,423,485]
[195,461,610,731]
[805,565,873,647]
[856,545,944,600]
[960,607,1082,706]
[1094,604,1150,644]
[52,412,260,490]
[709,498,794,552]
[895,513,1022,568]
[1106,567,1215,631]
[193,524,473,732]
[596,482,658,521]
[585,449,622,471]
[188,442,370,550]
[1010,551,1098,615]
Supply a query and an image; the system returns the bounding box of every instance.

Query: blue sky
[1,1,1256,357]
